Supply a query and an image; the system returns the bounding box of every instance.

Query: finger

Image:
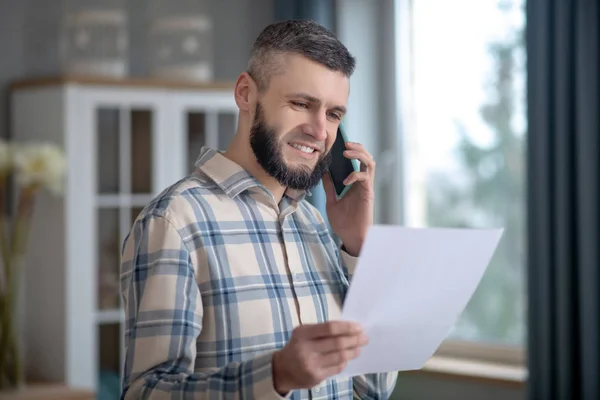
[343,171,372,186]
[313,332,369,354]
[345,142,373,159]
[320,358,353,380]
[345,143,375,169]
[319,347,362,368]
[321,172,337,204]
[298,321,362,340]
[343,150,376,178]
[343,149,374,166]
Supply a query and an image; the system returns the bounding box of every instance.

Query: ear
[234,72,257,112]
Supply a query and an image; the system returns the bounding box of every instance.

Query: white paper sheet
[337,225,503,378]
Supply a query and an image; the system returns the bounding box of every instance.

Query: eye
[327,112,342,121]
[291,101,309,109]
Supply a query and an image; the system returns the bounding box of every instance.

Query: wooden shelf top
[0,384,94,400]
[9,75,237,92]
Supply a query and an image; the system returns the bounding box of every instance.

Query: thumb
[322,172,337,204]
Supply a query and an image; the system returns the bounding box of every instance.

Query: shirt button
[294,272,301,279]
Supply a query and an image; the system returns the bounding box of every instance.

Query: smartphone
[327,123,360,199]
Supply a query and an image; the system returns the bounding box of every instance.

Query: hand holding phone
[323,123,375,256]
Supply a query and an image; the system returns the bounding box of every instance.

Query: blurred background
[0,0,598,399]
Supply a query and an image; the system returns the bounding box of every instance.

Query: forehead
[268,53,350,107]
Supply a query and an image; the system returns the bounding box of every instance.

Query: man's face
[249,54,350,191]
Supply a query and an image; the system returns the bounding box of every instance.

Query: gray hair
[247,20,356,92]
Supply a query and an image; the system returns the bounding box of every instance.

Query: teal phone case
[328,123,360,200]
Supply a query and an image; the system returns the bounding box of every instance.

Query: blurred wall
[0,0,275,140]
[0,0,25,141]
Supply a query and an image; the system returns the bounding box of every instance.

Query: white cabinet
[9,77,238,394]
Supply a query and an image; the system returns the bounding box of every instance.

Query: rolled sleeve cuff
[250,351,292,400]
[340,246,359,277]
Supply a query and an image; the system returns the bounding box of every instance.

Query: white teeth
[291,143,315,154]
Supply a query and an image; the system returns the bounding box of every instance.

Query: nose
[304,111,328,142]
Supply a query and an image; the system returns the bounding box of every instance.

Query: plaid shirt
[120,147,397,399]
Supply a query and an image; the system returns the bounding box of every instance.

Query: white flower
[0,138,12,177]
[13,142,67,196]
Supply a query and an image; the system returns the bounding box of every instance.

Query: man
[120,19,398,399]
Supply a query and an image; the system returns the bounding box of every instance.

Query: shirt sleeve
[339,246,359,277]
[352,372,398,399]
[338,247,399,399]
[120,212,289,400]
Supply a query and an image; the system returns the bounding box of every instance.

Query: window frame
[391,0,527,369]
[435,339,525,367]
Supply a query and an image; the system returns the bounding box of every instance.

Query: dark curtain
[273,0,336,222]
[526,1,600,399]
[274,0,335,31]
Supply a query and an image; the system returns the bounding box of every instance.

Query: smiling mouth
[289,142,318,154]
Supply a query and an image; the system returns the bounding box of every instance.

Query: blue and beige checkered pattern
[120,147,397,399]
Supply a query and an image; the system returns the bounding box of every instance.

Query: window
[398,0,527,358]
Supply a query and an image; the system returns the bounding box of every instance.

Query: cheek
[276,111,312,140]
[325,131,336,152]
[281,108,310,128]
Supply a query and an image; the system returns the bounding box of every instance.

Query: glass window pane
[131,206,144,226]
[97,108,120,194]
[131,110,153,194]
[98,323,122,397]
[97,209,120,310]
[408,0,526,346]
[218,112,236,151]
[187,112,206,173]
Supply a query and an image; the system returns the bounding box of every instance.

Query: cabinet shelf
[9,75,236,92]
[12,77,238,392]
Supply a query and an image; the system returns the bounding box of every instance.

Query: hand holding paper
[337,225,503,378]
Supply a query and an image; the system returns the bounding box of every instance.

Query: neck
[223,118,287,203]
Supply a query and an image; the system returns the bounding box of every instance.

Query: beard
[249,102,332,191]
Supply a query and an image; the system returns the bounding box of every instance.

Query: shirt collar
[194,147,311,201]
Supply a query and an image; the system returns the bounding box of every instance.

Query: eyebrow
[288,92,347,115]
